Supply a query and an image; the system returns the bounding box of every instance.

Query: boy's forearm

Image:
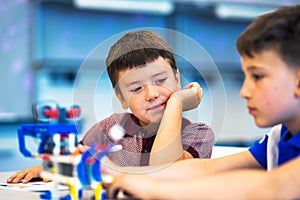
[149,83,203,165]
[149,150,260,180]
[162,168,300,200]
[151,169,269,200]
[149,95,184,165]
[107,158,300,199]
[151,157,300,199]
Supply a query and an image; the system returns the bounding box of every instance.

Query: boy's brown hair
[106,30,178,91]
[236,5,300,68]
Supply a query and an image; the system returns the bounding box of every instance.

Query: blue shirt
[249,125,300,169]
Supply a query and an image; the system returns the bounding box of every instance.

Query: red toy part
[42,108,59,120]
[68,107,81,119]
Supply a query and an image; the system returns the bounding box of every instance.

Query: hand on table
[6,165,44,184]
[6,144,89,184]
[106,173,156,199]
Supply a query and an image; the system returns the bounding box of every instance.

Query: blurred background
[1,0,299,171]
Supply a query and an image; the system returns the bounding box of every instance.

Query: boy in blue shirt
[106,5,300,199]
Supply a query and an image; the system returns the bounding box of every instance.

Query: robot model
[17,101,123,200]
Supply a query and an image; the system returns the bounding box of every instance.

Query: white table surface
[0,171,95,200]
[211,145,247,158]
[0,146,248,199]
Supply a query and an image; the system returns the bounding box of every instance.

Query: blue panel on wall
[34,2,168,61]
[33,2,250,71]
[0,0,33,119]
[175,14,249,66]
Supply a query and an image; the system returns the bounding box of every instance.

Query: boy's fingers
[78,144,89,153]
[23,173,35,183]
[7,170,31,183]
[182,82,203,105]
[6,177,13,183]
[42,178,51,182]
[11,176,23,183]
[7,172,21,183]
[72,144,89,155]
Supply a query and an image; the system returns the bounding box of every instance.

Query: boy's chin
[149,115,164,123]
[141,117,162,126]
[254,119,276,129]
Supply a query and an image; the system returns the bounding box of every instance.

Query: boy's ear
[295,68,300,97]
[115,90,129,109]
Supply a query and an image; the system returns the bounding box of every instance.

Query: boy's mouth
[247,106,257,115]
[147,103,165,111]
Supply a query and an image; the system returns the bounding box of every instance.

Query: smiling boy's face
[240,50,300,133]
[115,56,180,127]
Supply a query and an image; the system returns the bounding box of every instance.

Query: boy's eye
[130,86,143,93]
[252,74,264,80]
[155,78,167,84]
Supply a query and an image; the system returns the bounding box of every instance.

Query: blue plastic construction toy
[17,101,121,200]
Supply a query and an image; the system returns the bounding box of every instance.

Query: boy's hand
[107,174,154,199]
[6,165,44,184]
[71,143,90,155]
[172,82,203,111]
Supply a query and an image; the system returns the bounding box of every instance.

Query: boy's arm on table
[145,157,300,200]
[149,83,202,165]
[108,153,300,199]
[102,150,259,179]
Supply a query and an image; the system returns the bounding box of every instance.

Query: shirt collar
[281,125,300,148]
[122,114,142,136]
[120,113,191,138]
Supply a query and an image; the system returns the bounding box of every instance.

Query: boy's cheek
[173,85,181,92]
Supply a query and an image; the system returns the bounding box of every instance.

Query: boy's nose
[240,81,251,99]
[144,85,159,101]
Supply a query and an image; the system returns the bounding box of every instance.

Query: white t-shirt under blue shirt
[249,124,300,170]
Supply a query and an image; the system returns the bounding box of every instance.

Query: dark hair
[237,5,300,68]
[106,30,177,90]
